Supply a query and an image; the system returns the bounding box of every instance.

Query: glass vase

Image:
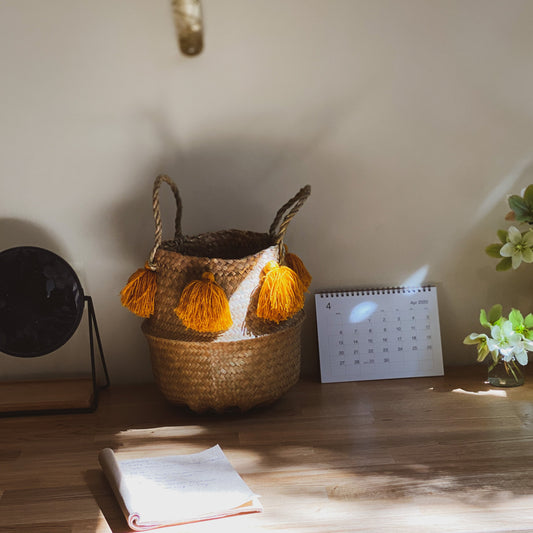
[487,359,524,387]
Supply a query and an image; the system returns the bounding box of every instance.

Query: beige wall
[2,0,533,383]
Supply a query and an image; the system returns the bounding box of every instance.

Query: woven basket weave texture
[142,313,303,412]
[139,175,311,412]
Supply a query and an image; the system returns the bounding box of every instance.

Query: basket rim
[157,230,276,262]
[141,311,305,345]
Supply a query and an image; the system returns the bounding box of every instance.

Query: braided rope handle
[147,176,310,267]
[269,185,311,260]
[148,174,183,268]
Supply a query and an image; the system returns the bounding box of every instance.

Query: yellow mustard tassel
[120,263,157,318]
[256,261,305,323]
[174,272,232,333]
[284,249,312,291]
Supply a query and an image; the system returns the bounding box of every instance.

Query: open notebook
[99,445,262,530]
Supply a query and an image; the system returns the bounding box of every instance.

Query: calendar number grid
[316,287,443,383]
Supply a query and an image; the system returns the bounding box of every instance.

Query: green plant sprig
[486,185,533,270]
[508,184,533,224]
[463,305,533,370]
[485,231,512,271]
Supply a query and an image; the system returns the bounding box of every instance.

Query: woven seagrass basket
[142,313,304,412]
[139,175,311,412]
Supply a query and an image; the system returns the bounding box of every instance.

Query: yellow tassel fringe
[174,272,232,333]
[120,263,157,318]
[256,261,305,323]
[284,250,312,290]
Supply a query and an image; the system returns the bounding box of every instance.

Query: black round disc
[0,246,85,357]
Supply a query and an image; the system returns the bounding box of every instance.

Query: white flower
[487,320,522,359]
[463,332,493,361]
[500,226,533,269]
[463,333,488,345]
[511,337,533,365]
[513,343,529,365]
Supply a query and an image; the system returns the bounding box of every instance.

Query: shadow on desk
[85,372,533,533]
[85,469,130,533]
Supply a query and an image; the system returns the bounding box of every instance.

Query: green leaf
[476,342,490,362]
[488,304,502,324]
[497,229,508,243]
[509,308,524,329]
[496,257,513,271]
[479,309,491,328]
[509,194,528,213]
[523,184,533,207]
[525,313,533,329]
[485,243,503,258]
[509,194,533,222]
[509,194,528,211]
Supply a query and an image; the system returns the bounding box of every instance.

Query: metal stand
[0,296,110,417]
[85,295,111,412]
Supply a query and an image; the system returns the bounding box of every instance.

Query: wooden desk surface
[2,367,533,532]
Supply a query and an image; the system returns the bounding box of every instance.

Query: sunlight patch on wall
[472,157,533,227]
[402,264,429,287]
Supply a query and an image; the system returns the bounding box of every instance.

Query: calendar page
[315,287,443,383]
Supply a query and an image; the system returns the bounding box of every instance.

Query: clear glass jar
[487,359,524,387]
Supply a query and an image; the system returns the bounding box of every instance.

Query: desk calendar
[315,286,443,383]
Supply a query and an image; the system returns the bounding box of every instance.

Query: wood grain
[2,366,533,532]
[0,379,94,413]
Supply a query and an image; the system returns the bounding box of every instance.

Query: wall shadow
[103,124,349,379]
[0,218,64,255]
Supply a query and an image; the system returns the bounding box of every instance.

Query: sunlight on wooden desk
[2,366,533,532]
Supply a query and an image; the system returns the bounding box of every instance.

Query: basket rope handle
[269,185,311,260]
[148,174,183,267]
